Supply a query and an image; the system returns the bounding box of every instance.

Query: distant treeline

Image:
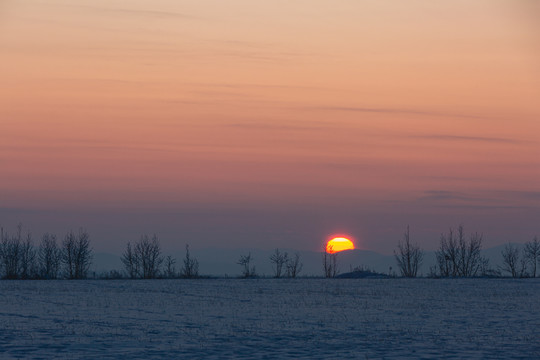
[1,223,538,280]
[0,224,199,280]
[0,223,304,280]
[393,225,539,278]
[0,224,91,280]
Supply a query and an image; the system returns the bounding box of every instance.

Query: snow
[1,279,538,359]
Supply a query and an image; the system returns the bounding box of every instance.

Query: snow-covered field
[1,279,538,359]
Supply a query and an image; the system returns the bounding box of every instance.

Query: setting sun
[326,237,355,254]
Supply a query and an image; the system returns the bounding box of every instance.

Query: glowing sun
[326,237,355,253]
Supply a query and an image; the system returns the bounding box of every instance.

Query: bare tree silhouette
[121,241,139,279]
[323,245,338,278]
[524,236,539,278]
[435,226,485,277]
[62,229,92,279]
[122,235,163,279]
[237,253,256,278]
[19,232,36,279]
[269,248,288,278]
[0,225,22,279]
[501,243,521,278]
[137,235,163,279]
[39,233,62,279]
[286,252,303,278]
[181,244,199,278]
[165,255,177,278]
[394,225,423,277]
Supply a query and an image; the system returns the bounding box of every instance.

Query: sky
[1,0,539,254]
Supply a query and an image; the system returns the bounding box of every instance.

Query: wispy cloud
[491,190,540,201]
[56,4,192,19]
[419,190,476,202]
[410,135,520,144]
[189,82,323,91]
[417,190,539,210]
[224,121,328,131]
[310,106,487,120]
[430,204,534,210]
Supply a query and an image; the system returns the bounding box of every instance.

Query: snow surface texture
[1,279,538,359]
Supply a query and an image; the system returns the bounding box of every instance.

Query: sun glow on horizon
[326,237,355,253]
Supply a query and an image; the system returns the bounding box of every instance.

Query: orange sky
[1,1,539,253]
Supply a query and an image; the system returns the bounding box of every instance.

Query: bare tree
[394,225,423,277]
[62,228,92,279]
[237,253,256,278]
[121,241,139,279]
[19,232,36,279]
[269,248,288,278]
[0,225,22,279]
[323,245,338,278]
[435,227,457,277]
[459,231,483,277]
[286,252,303,278]
[75,229,92,279]
[501,243,520,278]
[62,232,75,279]
[165,255,177,278]
[524,236,540,278]
[518,253,529,278]
[435,226,484,277]
[122,235,163,279]
[137,235,163,279]
[181,244,199,279]
[38,233,62,279]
